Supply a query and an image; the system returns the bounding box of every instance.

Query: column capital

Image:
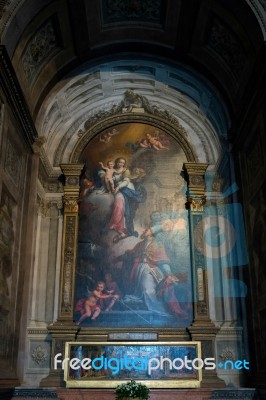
[60,163,84,178]
[183,163,208,211]
[183,162,208,194]
[183,162,209,177]
[60,163,84,212]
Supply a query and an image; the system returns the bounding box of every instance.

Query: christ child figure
[99,160,117,193]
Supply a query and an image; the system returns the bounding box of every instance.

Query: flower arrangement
[115,380,150,399]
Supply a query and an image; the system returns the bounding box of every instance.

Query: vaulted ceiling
[0,0,265,172]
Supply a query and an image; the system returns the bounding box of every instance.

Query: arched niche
[46,111,224,388]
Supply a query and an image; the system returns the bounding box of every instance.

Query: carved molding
[206,18,246,79]
[36,196,63,217]
[49,70,227,167]
[0,46,38,147]
[187,326,221,384]
[38,174,63,193]
[58,163,84,319]
[38,150,63,193]
[0,197,14,249]
[39,146,60,179]
[31,345,48,365]
[63,197,78,213]
[0,1,24,37]
[155,101,218,164]
[182,163,214,327]
[28,329,49,335]
[248,0,266,39]
[60,163,84,177]
[188,196,206,212]
[183,162,209,177]
[52,90,195,166]
[61,215,76,315]
[65,176,79,186]
[183,163,208,208]
[54,339,64,354]
[211,389,256,398]
[32,136,46,155]
[201,339,214,359]
[37,197,51,217]
[0,191,14,314]
[219,347,236,362]
[13,388,58,398]
[22,17,61,84]
[56,200,63,211]
[259,0,266,13]
[102,0,163,24]
[192,216,209,319]
[4,138,22,186]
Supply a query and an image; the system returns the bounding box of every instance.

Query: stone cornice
[0,45,38,148]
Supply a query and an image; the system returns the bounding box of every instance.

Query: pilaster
[183,163,225,388]
[42,164,83,387]
[57,163,84,322]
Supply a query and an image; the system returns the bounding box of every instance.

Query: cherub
[99,128,119,144]
[76,295,101,324]
[146,133,169,150]
[93,281,119,312]
[109,128,119,136]
[98,160,117,193]
[99,132,111,143]
[138,137,151,148]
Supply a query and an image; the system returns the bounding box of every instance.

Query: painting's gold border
[64,341,202,388]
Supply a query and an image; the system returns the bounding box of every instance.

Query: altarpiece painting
[74,122,193,328]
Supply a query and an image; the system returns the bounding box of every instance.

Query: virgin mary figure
[104,157,146,242]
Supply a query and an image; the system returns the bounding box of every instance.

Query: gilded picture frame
[73,121,194,329]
